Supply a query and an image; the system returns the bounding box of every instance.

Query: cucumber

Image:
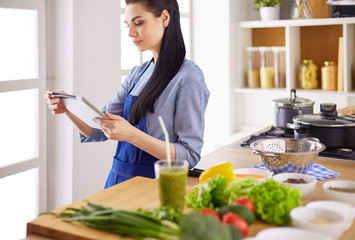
[217,204,255,225]
[226,225,243,240]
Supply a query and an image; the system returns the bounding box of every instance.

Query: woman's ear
[161,9,170,28]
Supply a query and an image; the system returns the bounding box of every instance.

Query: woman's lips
[134,40,142,46]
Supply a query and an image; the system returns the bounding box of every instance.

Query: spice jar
[299,59,318,89]
[321,61,337,90]
[246,47,261,88]
[260,47,275,89]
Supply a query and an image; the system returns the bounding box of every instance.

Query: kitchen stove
[238,126,355,161]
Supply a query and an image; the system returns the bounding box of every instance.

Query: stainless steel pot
[288,103,355,148]
[273,89,314,129]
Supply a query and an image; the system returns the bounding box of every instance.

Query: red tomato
[222,212,249,237]
[199,208,220,221]
[232,197,255,213]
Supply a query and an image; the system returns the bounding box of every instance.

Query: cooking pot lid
[293,114,355,127]
[294,103,355,127]
[273,89,314,107]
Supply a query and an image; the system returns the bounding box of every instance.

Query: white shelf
[233,88,350,96]
[240,17,355,28]
[233,88,287,94]
[232,12,355,132]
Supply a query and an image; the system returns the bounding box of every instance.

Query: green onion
[43,201,180,240]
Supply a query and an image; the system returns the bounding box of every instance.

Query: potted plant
[254,0,284,21]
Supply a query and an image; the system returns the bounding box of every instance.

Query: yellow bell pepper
[199,161,237,184]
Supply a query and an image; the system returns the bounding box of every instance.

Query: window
[119,0,193,82]
[0,1,46,239]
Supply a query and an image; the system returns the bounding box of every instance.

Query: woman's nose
[128,27,137,38]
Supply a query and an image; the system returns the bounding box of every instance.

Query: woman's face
[124,3,168,59]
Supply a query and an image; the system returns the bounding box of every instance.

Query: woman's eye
[135,21,143,26]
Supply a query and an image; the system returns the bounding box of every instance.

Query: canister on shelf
[246,47,261,88]
[321,61,337,90]
[273,47,286,88]
[260,47,275,89]
[299,59,318,89]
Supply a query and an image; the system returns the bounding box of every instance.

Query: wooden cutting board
[27,177,197,240]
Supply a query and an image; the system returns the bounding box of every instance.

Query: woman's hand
[94,112,136,141]
[44,90,68,115]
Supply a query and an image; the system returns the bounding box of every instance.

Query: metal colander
[250,138,326,174]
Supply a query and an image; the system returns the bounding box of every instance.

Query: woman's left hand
[94,112,135,141]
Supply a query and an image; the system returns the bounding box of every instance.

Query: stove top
[238,126,355,161]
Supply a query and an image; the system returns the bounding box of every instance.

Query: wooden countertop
[27,129,355,240]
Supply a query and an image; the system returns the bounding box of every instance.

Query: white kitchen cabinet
[232,17,355,132]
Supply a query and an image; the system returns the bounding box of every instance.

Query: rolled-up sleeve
[173,67,210,168]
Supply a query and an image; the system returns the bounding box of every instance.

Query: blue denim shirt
[81,59,210,168]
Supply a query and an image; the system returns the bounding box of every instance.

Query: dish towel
[253,164,340,181]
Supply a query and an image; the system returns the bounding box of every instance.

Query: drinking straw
[158,116,171,168]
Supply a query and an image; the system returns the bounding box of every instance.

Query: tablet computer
[48,91,108,128]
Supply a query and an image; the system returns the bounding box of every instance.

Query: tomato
[199,208,220,221]
[222,212,249,237]
[232,197,255,213]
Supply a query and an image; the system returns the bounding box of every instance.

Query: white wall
[46,0,119,209]
[193,0,231,153]
[46,0,74,210]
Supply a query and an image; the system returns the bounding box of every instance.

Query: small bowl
[306,200,355,230]
[323,180,355,206]
[233,168,272,180]
[290,206,347,239]
[272,173,316,199]
[253,227,336,240]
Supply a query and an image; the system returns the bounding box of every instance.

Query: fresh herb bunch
[43,201,180,240]
[140,205,182,224]
[254,0,284,10]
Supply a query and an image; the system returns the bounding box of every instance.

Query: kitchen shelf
[234,88,348,96]
[240,17,355,28]
[233,88,286,94]
[232,16,355,132]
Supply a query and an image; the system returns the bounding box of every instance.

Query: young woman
[45,0,210,188]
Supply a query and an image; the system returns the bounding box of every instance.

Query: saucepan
[273,89,314,130]
[288,103,355,149]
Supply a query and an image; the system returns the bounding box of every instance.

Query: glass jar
[299,59,318,89]
[321,61,337,90]
[246,47,261,88]
[273,47,286,88]
[260,47,275,89]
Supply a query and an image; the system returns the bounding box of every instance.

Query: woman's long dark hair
[125,0,186,125]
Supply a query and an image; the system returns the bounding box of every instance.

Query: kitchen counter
[27,128,355,239]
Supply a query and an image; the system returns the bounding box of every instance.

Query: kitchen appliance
[288,103,355,148]
[273,89,314,129]
[250,138,325,174]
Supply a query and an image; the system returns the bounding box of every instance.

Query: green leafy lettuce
[247,178,302,226]
[219,177,260,206]
[186,175,302,226]
[185,175,228,210]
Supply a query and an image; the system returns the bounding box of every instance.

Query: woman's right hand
[44,89,68,115]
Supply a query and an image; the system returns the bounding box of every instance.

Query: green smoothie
[157,166,188,211]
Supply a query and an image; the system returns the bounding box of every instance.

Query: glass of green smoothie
[154,159,189,211]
